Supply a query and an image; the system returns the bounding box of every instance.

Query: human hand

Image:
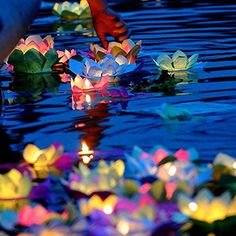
[92,8,129,48]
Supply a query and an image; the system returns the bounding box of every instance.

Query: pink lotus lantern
[16,35,54,55]
[8,35,58,73]
[18,205,68,227]
[71,75,109,93]
[57,49,77,64]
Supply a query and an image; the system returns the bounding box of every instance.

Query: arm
[87,0,129,48]
[0,0,41,63]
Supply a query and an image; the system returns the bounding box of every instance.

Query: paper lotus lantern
[178,189,236,223]
[23,143,63,167]
[153,50,200,71]
[157,160,198,184]
[8,35,58,73]
[213,153,236,171]
[90,39,142,63]
[52,0,91,20]
[71,75,109,93]
[79,194,118,216]
[124,146,158,179]
[0,169,32,200]
[65,160,124,195]
[57,49,77,64]
[212,153,236,180]
[66,172,114,196]
[18,205,68,227]
[69,55,138,80]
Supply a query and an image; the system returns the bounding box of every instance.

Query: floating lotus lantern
[57,49,77,64]
[124,146,158,179]
[90,39,142,63]
[157,160,198,185]
[52,0,91,20]
[78,140,94,164]
[64,160,124,196]
[211,153,236,181]
[153,50,200,71]
[0,169,32,200]
[18,204,68,227]
[8,35,59,73]
[71,75,109,93]
[114,194,157,235]
[79,194,118,216]
[23,143,63,168]
[124,145,198,179]
[178,189,236,223]
[69,55,138,80]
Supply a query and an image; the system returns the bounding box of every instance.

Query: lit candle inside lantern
[188,201,198,211]
[168,165,177,176]
[103,205,113,215]
[78,141,94,164]
[85,94,91,106]
[117,219,130,235]
[233,161,236,170]
[84,79,91,89]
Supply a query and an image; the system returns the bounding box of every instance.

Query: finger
[115,21,125,28]
[113,26,128,35]
[117,34,129,42]
[97,31,108,49]
[103,13,120,22]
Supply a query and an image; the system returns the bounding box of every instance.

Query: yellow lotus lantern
[23,143,63,168]
[79,194,118,216]
[0,169,32,200]
[90,39,142,63]
[178,189,236,223]
[67,160,125,195]
[52,0,91,20]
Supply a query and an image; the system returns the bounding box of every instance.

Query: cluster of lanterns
[0,141,235,235]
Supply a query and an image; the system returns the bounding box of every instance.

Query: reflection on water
[75,103,111,150]
[0,0,236,163]
[53,19,96,37]
[8,73,61,104]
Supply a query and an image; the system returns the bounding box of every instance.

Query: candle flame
[188,201,198,211]
[233,161,236,169]
[168,165,177,176]
[85,79,91,88]
[117,220,129,235]
[85,94,91,104]
[103,205,113,215]
[79,141,94,164]
[81,141,89,152]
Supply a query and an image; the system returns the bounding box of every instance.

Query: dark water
[1,0,236,163]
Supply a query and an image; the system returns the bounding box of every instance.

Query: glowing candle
[117,220,130,235]
[85,94,91,105]
[84,79,91,89]
[103,205,113,215]
[233,161,236,169]
[168,165,177,176]
[78,141,94,164]
[188,201,198,211]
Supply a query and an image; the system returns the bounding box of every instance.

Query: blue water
[1,0,236,163]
